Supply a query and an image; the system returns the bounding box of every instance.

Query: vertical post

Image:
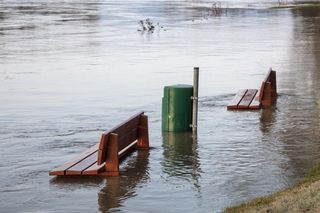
[192,67,199,133]
[137,115,150,149]
[270,69,277,97]
[105,133,119,176]
[97,133,108,165]
[261,82,272,108]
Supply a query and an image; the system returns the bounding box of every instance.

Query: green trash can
[162,84,193,132]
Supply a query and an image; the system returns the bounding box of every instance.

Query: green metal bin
[162,84,193,132]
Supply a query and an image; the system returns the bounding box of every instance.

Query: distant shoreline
[270,2,320,9]
[223,164,320,212]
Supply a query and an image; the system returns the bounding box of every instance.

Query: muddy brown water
[1,1,320,212]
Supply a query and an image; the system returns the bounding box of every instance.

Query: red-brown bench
[49,112,149,177]
[227,69,277,110]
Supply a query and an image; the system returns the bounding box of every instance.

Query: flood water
[1,0,320,212]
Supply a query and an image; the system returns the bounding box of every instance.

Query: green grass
[298,164,320,185]
[224,164,320,213]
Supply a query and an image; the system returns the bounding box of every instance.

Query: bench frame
[227,69,277,110]
[259,69,277,108]
[49,112,149,177]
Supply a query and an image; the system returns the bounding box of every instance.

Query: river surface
[1,0,320,212]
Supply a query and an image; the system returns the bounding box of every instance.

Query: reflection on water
[1,0,320,212]
[259,102,277,133]
[98,151,150,212]
[50,150,149,213]
[162,132,201,189]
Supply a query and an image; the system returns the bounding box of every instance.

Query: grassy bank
[224,164,320,213]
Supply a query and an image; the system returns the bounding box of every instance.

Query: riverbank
[224,164,320,213]
[271,1,320,9]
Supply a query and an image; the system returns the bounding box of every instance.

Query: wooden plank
[49,143,99,176]
[108,112,143,139]
[119,140,138,159]
[248,91,261,109]
[98,112,143,150]
[227,89,247,110]
[238,89,258,109]
[65,151,98,175]
[118,127,138,151]
[82,162,106,175]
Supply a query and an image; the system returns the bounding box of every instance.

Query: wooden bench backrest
[97,112,144,165]
[259,69,277,102]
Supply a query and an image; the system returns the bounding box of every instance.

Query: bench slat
[118,127,138,151]
[108,112,142,141]
[119,140,138,159]
[248,91,261,109]
[49,143,99,176]
[82,162,106,175]
[227,89,247,110]
[238,89,258,109]
[65,151,98,175]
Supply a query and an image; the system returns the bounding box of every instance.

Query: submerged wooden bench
[227,69,277,110]
[49,112,149,177]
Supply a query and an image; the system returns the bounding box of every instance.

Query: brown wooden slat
[65,151,98,175]
[248,91,261,109]
[49,143,99,176]
[109,112,143,138]
[227,89,247,110]
[238,89,258,109]
[98,112,143,150]
[119,140,138,159]
[82,162,106,175]
[118,127,138,151]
